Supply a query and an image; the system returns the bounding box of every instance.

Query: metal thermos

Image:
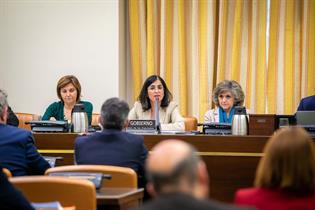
[71,104,88,133]
[232,106,248,135]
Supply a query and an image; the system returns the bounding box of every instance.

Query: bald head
[146,139,209,198]
[147,139,192,174]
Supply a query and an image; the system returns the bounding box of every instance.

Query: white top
[128,101,185,131]
[204,108,220,123]
[204,107,250,123]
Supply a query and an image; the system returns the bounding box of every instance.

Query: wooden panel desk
[97,188,143,210]
[34,133,269,203]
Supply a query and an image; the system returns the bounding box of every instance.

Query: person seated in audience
[7,106,19,127]
[137,139,245,210]
[204,80,245,123]
[128,75,185,131]
[74,97,148,188]
[297,95,315,111]
[234,127,315,210]
[0,166,35,210]
[0,89,50,176]
[42,75,93,125]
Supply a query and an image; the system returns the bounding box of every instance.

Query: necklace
[64,108,72,121]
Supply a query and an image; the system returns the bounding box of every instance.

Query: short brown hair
[255,127,315,195]
[56,75,81,102]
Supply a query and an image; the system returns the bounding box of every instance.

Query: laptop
[295,111,315,126]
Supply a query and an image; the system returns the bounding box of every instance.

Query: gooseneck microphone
[154,96,161,134]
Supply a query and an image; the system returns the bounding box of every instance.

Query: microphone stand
[154,97,161,134]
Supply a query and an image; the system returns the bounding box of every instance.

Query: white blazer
[128,101,185,131]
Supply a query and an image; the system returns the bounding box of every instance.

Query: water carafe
[71,103,88,133]
[232,106,248,135]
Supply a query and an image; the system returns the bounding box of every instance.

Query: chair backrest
[10,176,96,210]
[45,165,137,188]
[2,168,12,178]
[91,113,100,126]
[15,112,35,130]
[184,116,198,131]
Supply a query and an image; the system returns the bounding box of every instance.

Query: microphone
[154,96,161,134]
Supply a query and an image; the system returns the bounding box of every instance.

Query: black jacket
[7,106,19,127]
[0,166,34,210]
[136,193,248,210]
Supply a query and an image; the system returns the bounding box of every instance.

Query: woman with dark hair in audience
[204,80,245,123]
[234,127,315,210]
[7,106,19,127]
[42,75,93,125]
[128,75,185,131]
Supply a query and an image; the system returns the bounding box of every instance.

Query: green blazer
[42,101,93,125]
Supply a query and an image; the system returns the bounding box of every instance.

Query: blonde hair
[255,127,315,195]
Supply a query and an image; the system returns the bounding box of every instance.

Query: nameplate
[202,123,232,135]
[127,120,156,131]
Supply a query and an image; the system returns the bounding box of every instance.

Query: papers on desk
[160,130,190,135]
[126,129,156,135]
[43,156,63,167]
[32,201,62,210]
[126,129,194,135]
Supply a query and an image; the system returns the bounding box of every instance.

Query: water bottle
[232,106,248,135]
[71,104,88,133]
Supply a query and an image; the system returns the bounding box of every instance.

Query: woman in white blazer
[128,75,185,131]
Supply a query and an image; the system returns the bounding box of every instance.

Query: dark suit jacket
[0,166,34,210]
[136,193,247,210]
[297,95,315,111]
[75,129,148,187]
[0,124,50,176]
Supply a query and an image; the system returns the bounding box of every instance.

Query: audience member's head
[0,89,8,123]
[100,97,130,130]
[56,75,81,103]
[255,127,315,196]
[146,139,209,199]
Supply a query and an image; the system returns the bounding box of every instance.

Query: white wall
[0,0,123,115]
